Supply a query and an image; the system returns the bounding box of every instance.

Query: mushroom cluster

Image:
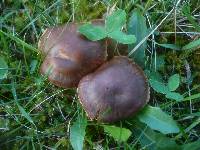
[39,20,150,122]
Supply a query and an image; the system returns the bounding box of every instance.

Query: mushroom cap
[38,19,106,56]
[38,19,128,58]
[39,22,107,88]
[78,56,150,122]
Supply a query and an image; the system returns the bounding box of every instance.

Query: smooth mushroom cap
[38,19,128,58]
[40,57,82,87]
[78,56,150,122]
[38,19,106,56]
[39,22,107,88]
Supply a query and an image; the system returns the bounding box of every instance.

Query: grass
[1,0,200,149]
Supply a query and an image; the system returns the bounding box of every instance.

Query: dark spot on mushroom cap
[39,22,107,88]
[78,56,150,122]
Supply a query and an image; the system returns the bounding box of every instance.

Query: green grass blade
[182,38,200,51]
[0,30,39,53]
[11,82,34,125]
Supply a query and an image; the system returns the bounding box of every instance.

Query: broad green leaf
[128,9,147,67]
[156,43,181,51]
[137,105,180,134]
[0,57,8,80]
[165,92,183,101]
[108,30,136,44]
[167,74,180,91]
[78,23,107,41]
[103,125,131,142]
[149,79,169,94]
[146,70,164,82]
[133,122,181,150]
[70,116,87,150]
[106,9,126,32]
[182,38,200,51]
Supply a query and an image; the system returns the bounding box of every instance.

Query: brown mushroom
[38,19,127,58]
[78,56,150,122]
[39,21,107,88]
[38,19,106,56]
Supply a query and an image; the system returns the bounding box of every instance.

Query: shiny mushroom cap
[38,19,127,58]
[38,19,106,56]
[78,56,150,122]
[39,21,107,88]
